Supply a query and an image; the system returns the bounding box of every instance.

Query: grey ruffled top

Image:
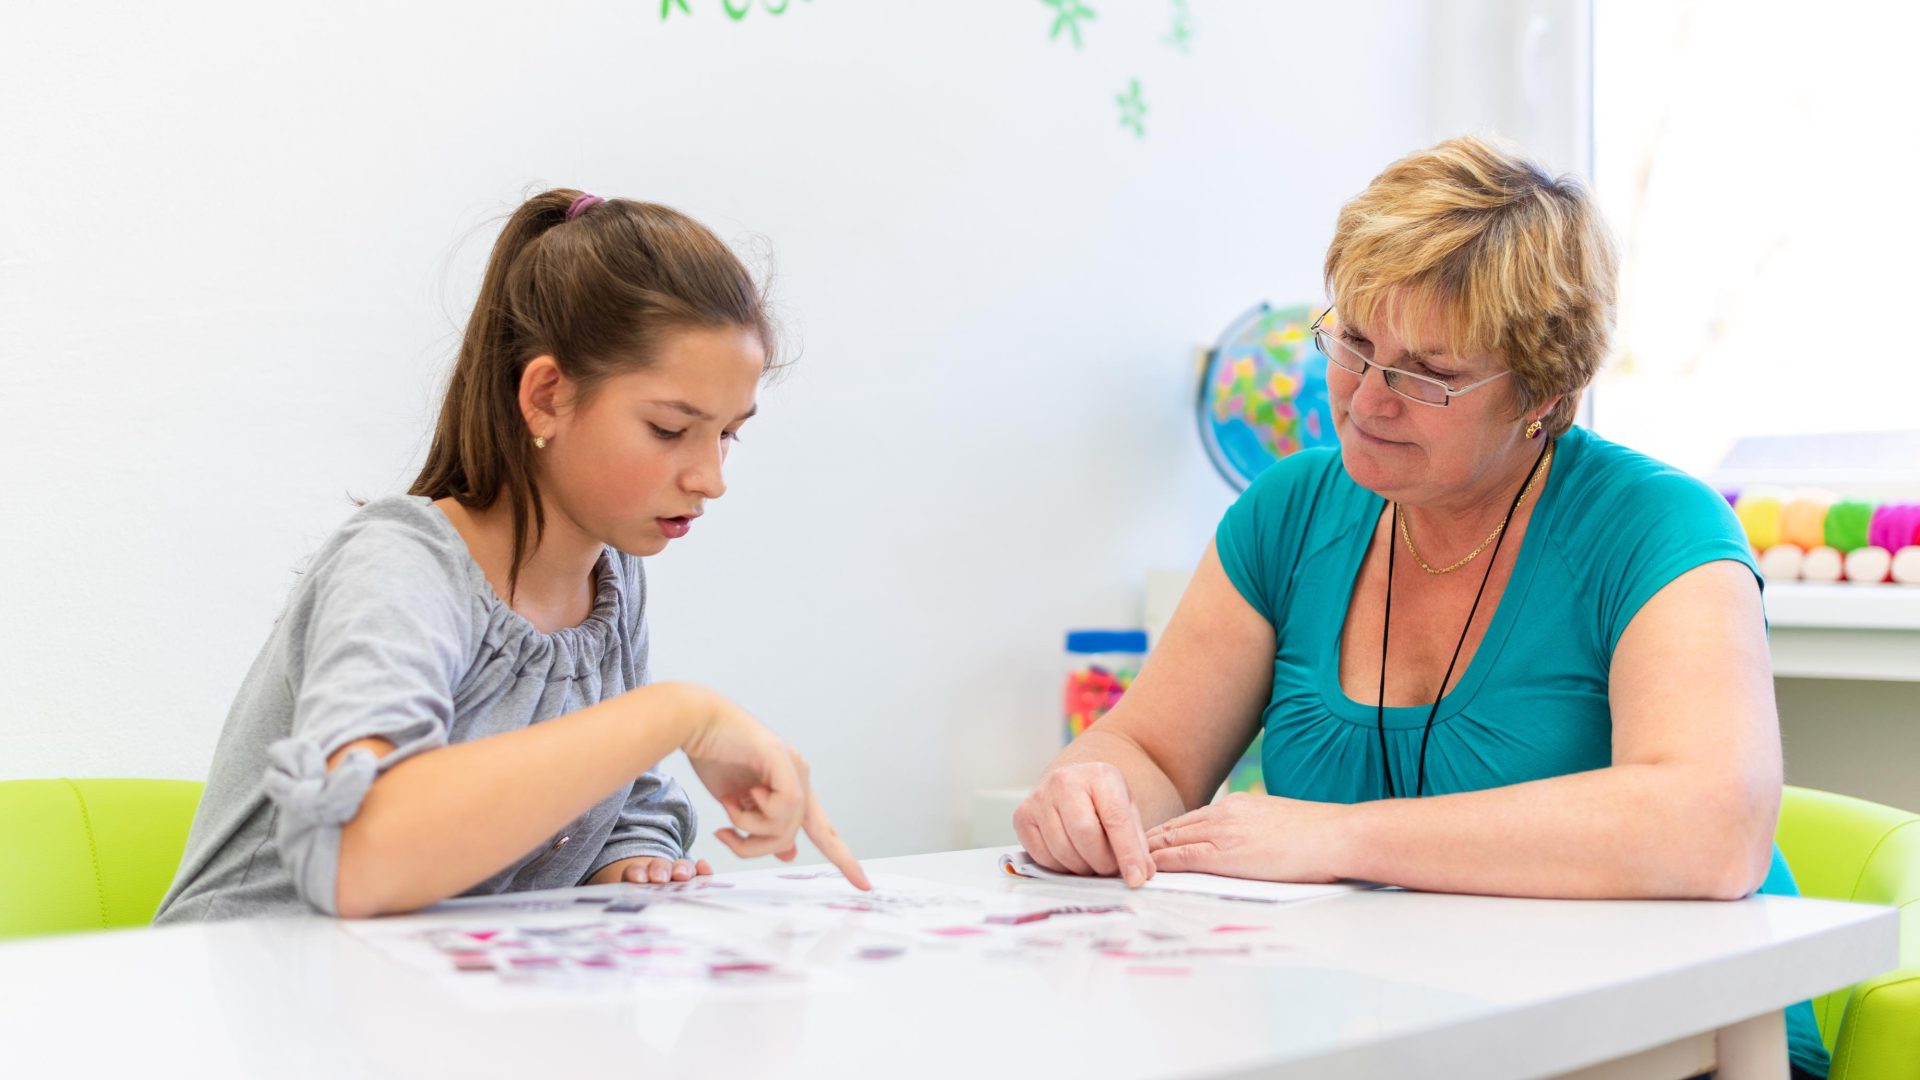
[154,495,696,923]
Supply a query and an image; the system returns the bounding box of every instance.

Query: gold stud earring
[534,435,548,449]
[1524,419,1543,440]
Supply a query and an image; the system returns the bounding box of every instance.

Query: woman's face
[540,325,764,557]
[1326,299,1537,509]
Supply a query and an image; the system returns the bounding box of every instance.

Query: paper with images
[343,859,1345,1003]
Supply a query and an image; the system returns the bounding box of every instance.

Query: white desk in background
[0,848,1894,1080]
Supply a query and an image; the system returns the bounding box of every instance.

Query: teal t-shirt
[1214,424,1828,1078]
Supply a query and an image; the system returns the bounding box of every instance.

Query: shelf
[1764,584,1920,681]
[1764,583,1920,631]
[1151,575,1920,682]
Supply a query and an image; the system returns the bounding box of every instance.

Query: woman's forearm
[333,681,710,917]
[1047,727,1192,827]
[1331,762,1779,900]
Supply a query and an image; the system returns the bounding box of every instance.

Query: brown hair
[411,189,778,598]
[1323,136,1618,436]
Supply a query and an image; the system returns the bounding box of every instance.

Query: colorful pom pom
[1734,491,1785,551]
[1891,546,1920,586]
[1869,504,1920,552]
[1723,490,1918,584]
[1781,496,1834,551]
[1801,546,1845,583]
[1844,545,1893,584]
[1757,544,1805,582]
[1824,500,1875,552]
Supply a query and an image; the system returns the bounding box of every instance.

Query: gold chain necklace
[1399,442,1555,575]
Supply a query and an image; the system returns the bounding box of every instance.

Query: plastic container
[1063,630,1148,742]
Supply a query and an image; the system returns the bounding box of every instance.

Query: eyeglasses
[1309,307,1509,408]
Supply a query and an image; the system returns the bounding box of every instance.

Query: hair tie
[565,193,606,222]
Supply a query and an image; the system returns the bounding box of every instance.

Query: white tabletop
[0,848,1896,1080]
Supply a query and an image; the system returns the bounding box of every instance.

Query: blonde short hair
[1323,136,1617,436]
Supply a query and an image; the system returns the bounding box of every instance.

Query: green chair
[1776,785,1920,1080]
[0,778,203,940]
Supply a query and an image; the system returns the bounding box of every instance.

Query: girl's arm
[329,681,824,917]
[1150,560,1783,899]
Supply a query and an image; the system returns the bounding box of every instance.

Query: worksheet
[996,850,1376,904]
[342,861,1322,1000]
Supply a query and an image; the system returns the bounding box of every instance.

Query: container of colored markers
[1063,630,1148,743]
[1727,489,1920,584]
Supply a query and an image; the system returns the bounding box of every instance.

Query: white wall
[1426,0,1592,179]
[0,1,1569,866]
[1778,680,1920,813]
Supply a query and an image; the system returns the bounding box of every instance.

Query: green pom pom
[1824,500,1876,552]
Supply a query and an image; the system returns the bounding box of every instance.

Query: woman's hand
[1012,762,1155,887]
[677,688,871,889]
[1145,792,1345,883]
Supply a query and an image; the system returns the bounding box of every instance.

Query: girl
[156,190,867,922]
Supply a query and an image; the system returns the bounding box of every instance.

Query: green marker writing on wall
[1042,0,1097,48]
[661,0,810,21]
[1164,0,1194,52]
[1117,78,1147,138]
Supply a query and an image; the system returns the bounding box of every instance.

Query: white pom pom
[1801,546,1845,583]
[1891,546,1920,586]
[1757,544,1805,582]
[1844,546,1893,584]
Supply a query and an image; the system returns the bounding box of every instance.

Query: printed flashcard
[344,866,1312,1001]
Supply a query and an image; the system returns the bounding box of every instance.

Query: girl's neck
[434,496,603,632]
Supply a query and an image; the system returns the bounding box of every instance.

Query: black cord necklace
[1378,436,1552,800]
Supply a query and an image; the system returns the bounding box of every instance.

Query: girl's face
[539,326,764,557]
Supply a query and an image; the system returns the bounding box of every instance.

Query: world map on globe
[1196,303,1340,490]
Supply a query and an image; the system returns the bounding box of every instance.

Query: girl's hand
[1145,792,1345,883]
[678,689,872,889]
[1012,762,1155,887]
[619,856,713,884]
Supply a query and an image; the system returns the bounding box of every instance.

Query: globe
[1196,303,1339,490]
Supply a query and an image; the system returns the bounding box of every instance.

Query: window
[1591,2,1919,477]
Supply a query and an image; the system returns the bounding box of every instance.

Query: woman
[1014,137,1826,1078]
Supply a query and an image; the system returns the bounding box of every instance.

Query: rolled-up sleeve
[266,521,471,914]
[587,769,699,878]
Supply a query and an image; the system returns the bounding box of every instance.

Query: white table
[0,848,1895,1080]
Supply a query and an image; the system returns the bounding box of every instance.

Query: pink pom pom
[1869,505,1920,552]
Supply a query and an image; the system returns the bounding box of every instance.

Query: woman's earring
[534,435,548,449]
[1524,419,1543,440]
